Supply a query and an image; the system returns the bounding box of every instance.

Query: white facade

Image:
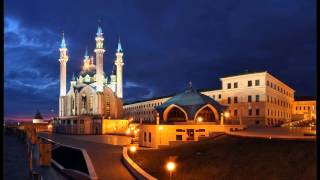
[58,26,125,118]
[124,71,296,127]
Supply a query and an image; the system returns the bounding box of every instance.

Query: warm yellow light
[126,129,130,135]
[130,145,137,153]
[48,124,52,129]
[224,112,230,118]
[197,117,203,122]
[166,162,176,172]
[159,126,163,131]
[130,127,135,130]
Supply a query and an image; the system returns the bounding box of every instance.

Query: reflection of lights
[159,126,163,131]
[166,162,176,171]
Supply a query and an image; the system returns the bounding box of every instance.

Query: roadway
[39,133,134,180]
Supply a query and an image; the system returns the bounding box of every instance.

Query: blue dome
[155,88,226,120]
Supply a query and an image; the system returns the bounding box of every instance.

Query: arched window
[195,107,216,122]
[167,107,186,122]
[82,94,87,109]
[89,96,93,112]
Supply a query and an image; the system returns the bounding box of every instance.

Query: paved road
[39,133,134,180]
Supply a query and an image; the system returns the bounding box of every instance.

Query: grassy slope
[131,135,316,180]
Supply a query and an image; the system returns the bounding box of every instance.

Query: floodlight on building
[224,112,230,118]
[197,117,203,122]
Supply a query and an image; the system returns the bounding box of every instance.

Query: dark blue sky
[4,0,316,121]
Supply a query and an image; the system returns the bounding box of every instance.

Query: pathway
[39,133,134,180]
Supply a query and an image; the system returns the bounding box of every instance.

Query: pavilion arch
[194,104,219,122]
[163,104,189,122]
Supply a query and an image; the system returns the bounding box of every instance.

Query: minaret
[71,72,76,87]
[83,47,90,71]
[59,32,69,116]
[115,37,124,98]
[94,24,105,92]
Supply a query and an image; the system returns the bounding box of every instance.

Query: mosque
[53,25,128,134]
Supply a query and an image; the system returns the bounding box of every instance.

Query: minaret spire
[94,21,106,92]
[59,31,69,117]
[84,46,89,59]
[61,31,66,48]
[115,37,124,98]
[117,36,123,53]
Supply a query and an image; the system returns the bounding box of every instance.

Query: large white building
[54,25,126,134]
[124,71,295,127]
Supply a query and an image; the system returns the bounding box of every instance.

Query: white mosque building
[54,25,127,134]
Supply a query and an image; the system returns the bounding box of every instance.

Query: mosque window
[227,97,231,104]
[144,132,146,142]
[82,94,87,109]
[105,95,110,116]
[248,80,252,87]
[248,95,252,102]
[149,132,151,143]
[267,81,269,86]
[234,109,238,116]
[218,94,221,99]
[89,96,93,112]
[248,109,252,116]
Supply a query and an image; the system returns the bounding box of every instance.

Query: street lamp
[197,117,203,140]
[224,112,230,124]
[129,145,137,160]
[166,161,176,180]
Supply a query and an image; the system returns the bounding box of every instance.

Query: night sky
[4,0,316,121]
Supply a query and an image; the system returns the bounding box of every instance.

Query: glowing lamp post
[224,112,230,124]
[197,117,203,139]
[166,161,176,180]
[129,145,137,160]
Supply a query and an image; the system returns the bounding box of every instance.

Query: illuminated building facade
[54,25,126,134]
[292,96,316,121]
[124,71,296,127]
